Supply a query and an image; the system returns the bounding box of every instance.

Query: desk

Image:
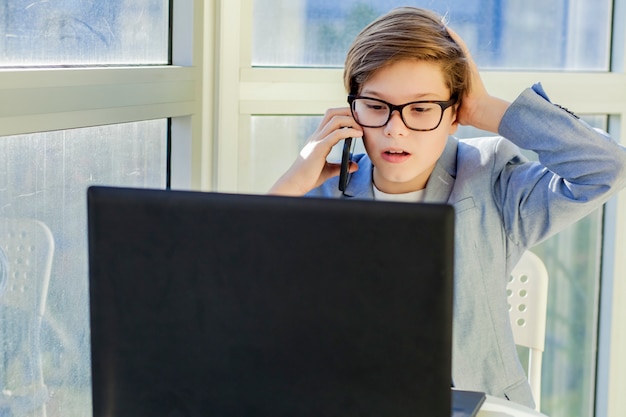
[478,395,548,417]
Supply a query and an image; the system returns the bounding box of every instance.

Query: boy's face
[358,59,458,194]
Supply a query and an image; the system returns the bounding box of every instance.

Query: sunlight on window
[253,0,610,70]
[0,0,169,66]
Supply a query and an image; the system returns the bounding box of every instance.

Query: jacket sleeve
[494,83,626,247]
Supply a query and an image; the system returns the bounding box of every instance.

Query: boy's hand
[447,27,511,134]
[268,108,363,196]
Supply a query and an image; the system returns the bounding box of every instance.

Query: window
[0,1,204,416]
[3,1,625,416]
[218,1,626,416]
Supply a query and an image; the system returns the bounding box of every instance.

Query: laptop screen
[87,186,455,417]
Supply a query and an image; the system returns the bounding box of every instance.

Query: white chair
[0,217,54,417]
[507,250,549,411]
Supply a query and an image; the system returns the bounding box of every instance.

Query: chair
[0,218,54,417]
[507,250,549,411]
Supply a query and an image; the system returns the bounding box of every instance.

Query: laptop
[87,186,455,417]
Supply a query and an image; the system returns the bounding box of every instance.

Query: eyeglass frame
[347,94,458,132]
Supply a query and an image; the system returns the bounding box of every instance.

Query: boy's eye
[364,101,386,111]
[409,104,432,113]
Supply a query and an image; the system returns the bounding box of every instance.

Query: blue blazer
[307,84,626,408]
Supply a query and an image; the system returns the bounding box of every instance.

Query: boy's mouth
[381,149,411,162]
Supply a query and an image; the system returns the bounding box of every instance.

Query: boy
[269,7,626,409]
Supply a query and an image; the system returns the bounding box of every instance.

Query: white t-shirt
[373,186,426,203]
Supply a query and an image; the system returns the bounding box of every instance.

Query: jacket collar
[423,136,458,203]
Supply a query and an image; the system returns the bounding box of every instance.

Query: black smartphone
[338,137,353,193]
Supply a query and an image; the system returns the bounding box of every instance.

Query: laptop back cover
[87,186,454,417]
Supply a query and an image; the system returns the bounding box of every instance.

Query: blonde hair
[344,7,470,101]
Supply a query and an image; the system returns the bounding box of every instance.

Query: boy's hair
[344,7,470,102]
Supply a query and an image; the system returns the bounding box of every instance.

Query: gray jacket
[307,84,626,408]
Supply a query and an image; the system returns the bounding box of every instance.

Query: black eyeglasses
[348,95,457,131]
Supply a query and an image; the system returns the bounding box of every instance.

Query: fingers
[302,108,363,157]
[446,27,479,77]
[446,27,473,61]
[446,27,482,93]
[303,109,363,186]
[445,27,510,132]
[318,107,363,139]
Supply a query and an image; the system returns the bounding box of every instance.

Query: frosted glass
[0,0,169,67]
[0,120,167,417]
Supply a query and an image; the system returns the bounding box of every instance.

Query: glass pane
[0,120,167,417]
[0,0,169,67]
[249,115,607,417]
[252,0,611,70]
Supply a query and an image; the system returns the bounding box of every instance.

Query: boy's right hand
[268,107,363,196]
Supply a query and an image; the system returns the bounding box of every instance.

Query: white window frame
[0,0,212,190]
[212,1,626,416]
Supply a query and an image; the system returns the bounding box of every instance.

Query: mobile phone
[338,137,353,193]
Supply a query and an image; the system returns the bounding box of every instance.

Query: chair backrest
[0,217,54,417]
[0,218,54,316]
[507,250,549,411]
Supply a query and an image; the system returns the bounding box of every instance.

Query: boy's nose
[384,110,409,137]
